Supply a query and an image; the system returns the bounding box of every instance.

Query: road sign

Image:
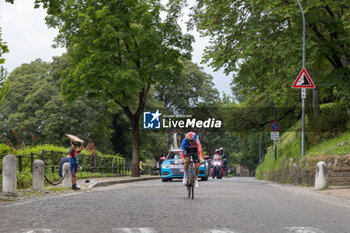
[271,132,279,136]
[292,68,315,89]
[270,121,280,131]
[271,131,279,140]
[301,88,306,99]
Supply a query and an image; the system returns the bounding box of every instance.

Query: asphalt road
[1,177,350,233]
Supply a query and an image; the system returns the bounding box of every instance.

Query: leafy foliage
[155,59,219,114]
[192,0,350,104]
[0,144,12,156]
[44,0,194,176]
[190,0,350,174]
[17,169,32,189]
[0,59,114,152]
[0,28,8,65]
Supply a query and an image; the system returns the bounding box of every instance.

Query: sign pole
[270,120,280,161]
[274,104,277,160]
[301,89,306,157]
[296,0,305,157]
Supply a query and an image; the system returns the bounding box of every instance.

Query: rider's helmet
[215,149,220,154]
[218,147,224,154]
[186,132,197,143]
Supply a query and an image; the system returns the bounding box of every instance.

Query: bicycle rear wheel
[188,166,192,198]
[191,177,194,199]
[190,165,194,199]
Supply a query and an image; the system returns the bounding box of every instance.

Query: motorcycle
[210,154,224,179]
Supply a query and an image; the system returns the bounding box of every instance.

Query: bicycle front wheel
[191,179,194,199]
[190,166,195,199]
[188,166,193,199]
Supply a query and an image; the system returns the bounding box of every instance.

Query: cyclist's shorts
[185,151,200,163]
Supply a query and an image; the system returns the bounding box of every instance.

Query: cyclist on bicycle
[181,132,203,188]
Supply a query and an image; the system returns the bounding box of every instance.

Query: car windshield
[167,152,181,160]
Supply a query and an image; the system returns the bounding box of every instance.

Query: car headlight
[162,165,169,169]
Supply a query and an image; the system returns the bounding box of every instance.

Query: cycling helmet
[215,149,220,153]
[186,132,197,141]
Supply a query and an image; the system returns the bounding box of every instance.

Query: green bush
[0,144,127,189]
[16,144,80,156]
[1,144,125,174]
[17,169,32,189]
[0,144,12,156]
[307,103,349,146]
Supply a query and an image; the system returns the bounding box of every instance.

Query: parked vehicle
[160,149,208,182]
[210,154,224,179]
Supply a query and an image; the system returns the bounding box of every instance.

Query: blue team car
[160,148,208,182]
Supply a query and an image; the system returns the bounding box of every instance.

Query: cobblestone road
[1,178,350,233]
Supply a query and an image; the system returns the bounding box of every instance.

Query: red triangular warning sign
[292,68,315,89]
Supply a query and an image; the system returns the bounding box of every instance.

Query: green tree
[192,0,350,106]
[0,66,8,109]
[0,58,114,153]
[155,59,219,114]
[0,28,8,66]
[45,0,193,176]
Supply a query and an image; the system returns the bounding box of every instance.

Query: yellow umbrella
[66,134,84,143]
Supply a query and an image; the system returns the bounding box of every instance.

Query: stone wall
[328,167,350,186]
[258,154,350,186]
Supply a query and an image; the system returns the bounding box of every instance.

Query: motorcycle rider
[181,132,203,188]
[218,147,227,172]
[211,149,220,168]
[210,149,224,178]
[214,149,220,159]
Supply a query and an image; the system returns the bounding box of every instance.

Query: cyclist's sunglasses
[188,139,195,143]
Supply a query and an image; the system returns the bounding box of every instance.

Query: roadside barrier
[315,161,328,190]
[62,163,72,188]
[2,154,17,196]
[32,160,45,191]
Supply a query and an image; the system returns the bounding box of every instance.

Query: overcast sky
[0,0,232,96]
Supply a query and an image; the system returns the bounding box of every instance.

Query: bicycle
[186,155,195,199]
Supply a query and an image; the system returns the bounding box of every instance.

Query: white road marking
[285,226,325,233]
[112,229,239,233]
[20,229,63,233]
[206,229,240,233]
[112,228,157,233]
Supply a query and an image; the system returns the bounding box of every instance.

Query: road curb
[89,176,161,188]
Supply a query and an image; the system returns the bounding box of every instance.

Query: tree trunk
[310,66,320,117]
[115,85,150,177]
[131,115,140,177]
